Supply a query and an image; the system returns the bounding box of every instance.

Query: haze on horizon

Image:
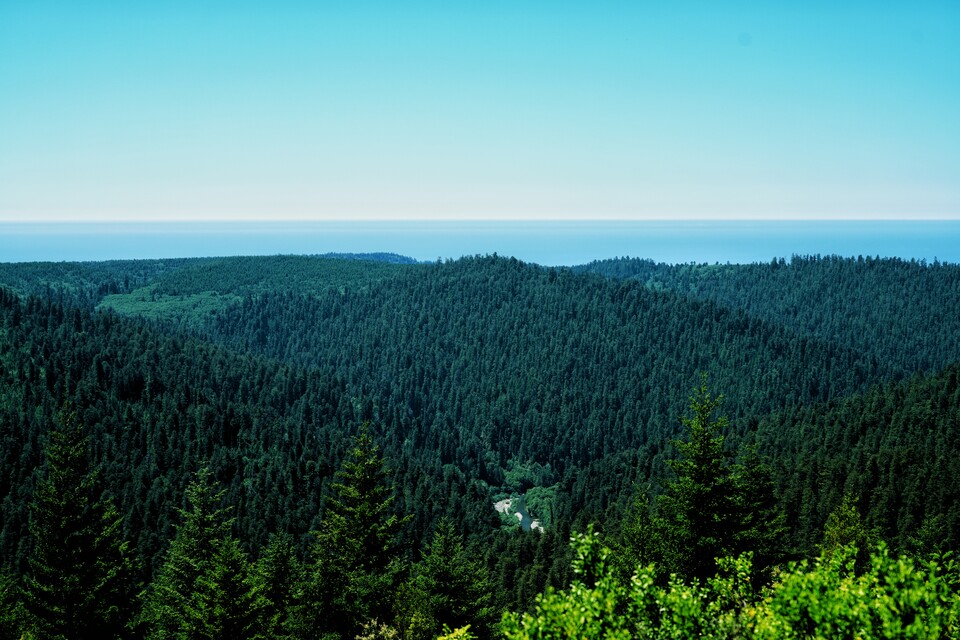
[1,2,958,223]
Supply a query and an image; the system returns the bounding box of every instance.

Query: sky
[1,1,958,223]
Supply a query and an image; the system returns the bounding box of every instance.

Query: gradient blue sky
[1,1,958,222]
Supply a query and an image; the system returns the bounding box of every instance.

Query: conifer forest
[2,253,960,638]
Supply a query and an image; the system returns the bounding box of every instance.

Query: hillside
[82,256,903,493]
[1,253,959,636]
[754,364,960,552]
[98,255,419,326]
[575,255,960,372]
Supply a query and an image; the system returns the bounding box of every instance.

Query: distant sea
[2,220,959,267]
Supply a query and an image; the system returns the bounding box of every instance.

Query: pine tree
[733,444,786,581]
[0,571,24,640]
[255,533,306,640]
[143,467,266,640]
[656,377,741,582]
[305,425,411,638]
[22,411,138,640]
[196,537,266,640]
[397,519,497,640]
[614,493,659,583]
[642,376,783,584]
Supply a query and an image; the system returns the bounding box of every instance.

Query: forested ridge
[2,253,960,638]
[576,255,960,372]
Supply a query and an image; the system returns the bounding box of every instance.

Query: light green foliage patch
[523,485,557,530]
[758,544,959,639]
[150,255,414,298]
[503,531,960,640]
[97,256,417,327]
[99,284,240,326]
[503,459,556,493]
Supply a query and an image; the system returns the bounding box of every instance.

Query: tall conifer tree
[305,425,411,637]
[656,377,741,581]
[624,376,784,584]
[255,533,306,640]
[396,519,497,639]
[23,411,137,640]
[0,571,24,640]
[143,467,266,640]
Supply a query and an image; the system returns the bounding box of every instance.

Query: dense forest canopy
[575,255,960,372]
[2,252,960,638]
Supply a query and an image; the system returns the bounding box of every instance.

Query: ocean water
[1,220,959,266]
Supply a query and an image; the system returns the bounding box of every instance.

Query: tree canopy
[1,254,959,636]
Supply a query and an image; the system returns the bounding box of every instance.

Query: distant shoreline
[3,219,959,266]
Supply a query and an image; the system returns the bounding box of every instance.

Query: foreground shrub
[502,531,960,639]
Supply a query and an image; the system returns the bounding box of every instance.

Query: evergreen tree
[255,533,306,640]
[305,425,411,638]
[733,445,786,581]
[656,377,742,582]
[0,571,24,640]
[628,377,783,584]
[613,493,659,583]
[196,537,267,640]
[22,411,138,640]
[395,519,497,640]
[143,467,266,640]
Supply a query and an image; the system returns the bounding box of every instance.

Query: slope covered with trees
[0,286,352,575]
[753,364,960,555]
[0,258,204,308]
[137,256,895,471]
[0,253,959,637]
[576,255,960,372]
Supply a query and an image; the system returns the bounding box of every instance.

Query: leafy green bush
[503,531,960,639]
[757,543,959,639]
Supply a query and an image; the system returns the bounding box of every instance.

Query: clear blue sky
[1,1,957,222]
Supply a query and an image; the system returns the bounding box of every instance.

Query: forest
[1,252,960,638]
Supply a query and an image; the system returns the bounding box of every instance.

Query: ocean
[2,220,959,266]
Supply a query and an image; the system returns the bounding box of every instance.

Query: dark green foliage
[733,445,786,580]
[2,252,960,634]
[116,255,415,300]
[396,520,497,640]
[200,538,268,640]
[482,525,572,617]
[577,254,960,372]
[908,513,951,559]
[0,258,204,307]
[620,379,783,584]
[756,365,960,556]
[615,493,660,582]
[194,256,885,479]
[143,468,266,640]
[0,285,351,575]
[304,427,411,638]
[0,571,24,640]
[22,411,138,640]
[0,254,928,590]
[255,533,306,640]
[656,378,743,581]
[0,254,415,310]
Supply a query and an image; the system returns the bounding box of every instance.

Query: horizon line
[2,215,960,225]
